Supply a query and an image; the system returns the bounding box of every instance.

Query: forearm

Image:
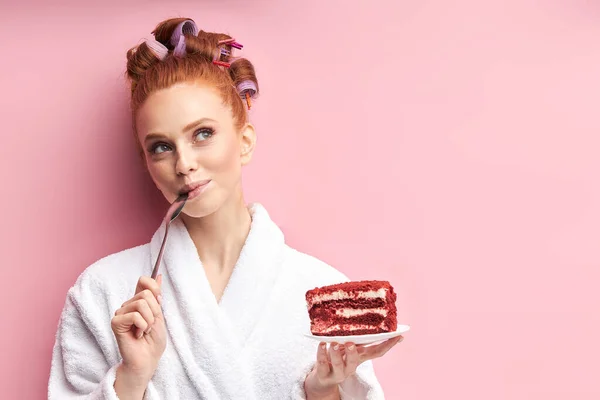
[113,364,150,400]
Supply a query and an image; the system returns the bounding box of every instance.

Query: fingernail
[137,330,143,339]
[333,344,339,351]
[320,343,326,350]
[146,327,152,334]
[157,295,163,305]
[348,344,355,350]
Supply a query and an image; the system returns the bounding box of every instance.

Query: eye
[149,142,171,154]
[194,127,215,141]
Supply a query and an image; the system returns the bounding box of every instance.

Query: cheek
[145,159,172,188]
[208,138,241,174]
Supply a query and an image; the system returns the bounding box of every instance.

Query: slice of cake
[305,280,397,336]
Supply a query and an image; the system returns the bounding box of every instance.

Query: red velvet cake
[306,280,397,336]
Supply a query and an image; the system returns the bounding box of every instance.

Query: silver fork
[150,193,188,280]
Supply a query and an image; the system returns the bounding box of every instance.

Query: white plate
[303,325,410,345]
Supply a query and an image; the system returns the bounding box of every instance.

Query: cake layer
[308,298,387,314]
[306,280,394,306]
[309,321,391,336]
[309,288,388,304]
[307,280,394,296]
[311,313,386,326]
[309,311,396,335]
[309,304,389,321]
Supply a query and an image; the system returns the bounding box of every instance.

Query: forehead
[136,83,231,135]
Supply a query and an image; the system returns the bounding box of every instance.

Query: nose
[175,145,198,176]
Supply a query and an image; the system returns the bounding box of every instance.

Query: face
[136,82,256,218]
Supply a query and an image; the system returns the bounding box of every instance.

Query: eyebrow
[144,118,218,143]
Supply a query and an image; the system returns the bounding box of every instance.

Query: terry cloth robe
[48,203,386,399]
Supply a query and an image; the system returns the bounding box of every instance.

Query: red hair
[125,18,259,151]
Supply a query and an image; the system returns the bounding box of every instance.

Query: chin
[180,195,223,219]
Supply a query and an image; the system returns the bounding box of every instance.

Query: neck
[181,190,252,272]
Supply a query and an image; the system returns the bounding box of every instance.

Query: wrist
[305,387,340,400]
[304,373,340,400]
[114,363,150,400]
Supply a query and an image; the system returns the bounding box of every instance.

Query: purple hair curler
[237,79,257,109]
[237,80,257,98]
[170,19,199,48]
[173,35,187,58]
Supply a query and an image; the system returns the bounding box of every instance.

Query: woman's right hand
[111,275,167,390]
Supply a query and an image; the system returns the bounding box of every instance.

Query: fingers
[113,275,164,339]
[115,299,155,331]
[358,335,403,362]
[310,336,400,391]
[120,289,162,319]
[344,342,359,376]
[315,342,331,380]
[111,311,148,338]
[136,275,162,298]
[329,343,345,382]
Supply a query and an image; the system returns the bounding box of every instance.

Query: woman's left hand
[304,335,403,397]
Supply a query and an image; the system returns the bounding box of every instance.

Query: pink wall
[1,0,599,398]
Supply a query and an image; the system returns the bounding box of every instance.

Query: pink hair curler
[145,39,168,60]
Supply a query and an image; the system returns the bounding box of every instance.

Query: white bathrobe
[48,203,385,399]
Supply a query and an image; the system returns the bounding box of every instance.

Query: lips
[180,180,210,195]
[179,179,211,200]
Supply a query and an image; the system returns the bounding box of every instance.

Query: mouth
[179,179,211,200]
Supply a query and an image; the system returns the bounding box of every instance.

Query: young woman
[48,17,402,400]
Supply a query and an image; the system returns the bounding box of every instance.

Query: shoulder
[54,243,151,338]
[67,243,151,306]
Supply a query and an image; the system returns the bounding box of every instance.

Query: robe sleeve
[337,360,385,399]
[290,358,385,399]
[47,284,155,400]
[48,287,122,399]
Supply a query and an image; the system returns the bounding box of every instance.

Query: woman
[48,17,402,400]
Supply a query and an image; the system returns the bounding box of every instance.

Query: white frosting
[336,308,388,317]
[319,321,387,334]
[311,288,388,304]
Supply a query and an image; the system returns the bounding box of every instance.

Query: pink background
[1,0,599,398]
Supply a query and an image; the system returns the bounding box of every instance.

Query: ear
[239,123,256,165]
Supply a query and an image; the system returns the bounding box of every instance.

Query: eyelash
[148,127,215,155]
